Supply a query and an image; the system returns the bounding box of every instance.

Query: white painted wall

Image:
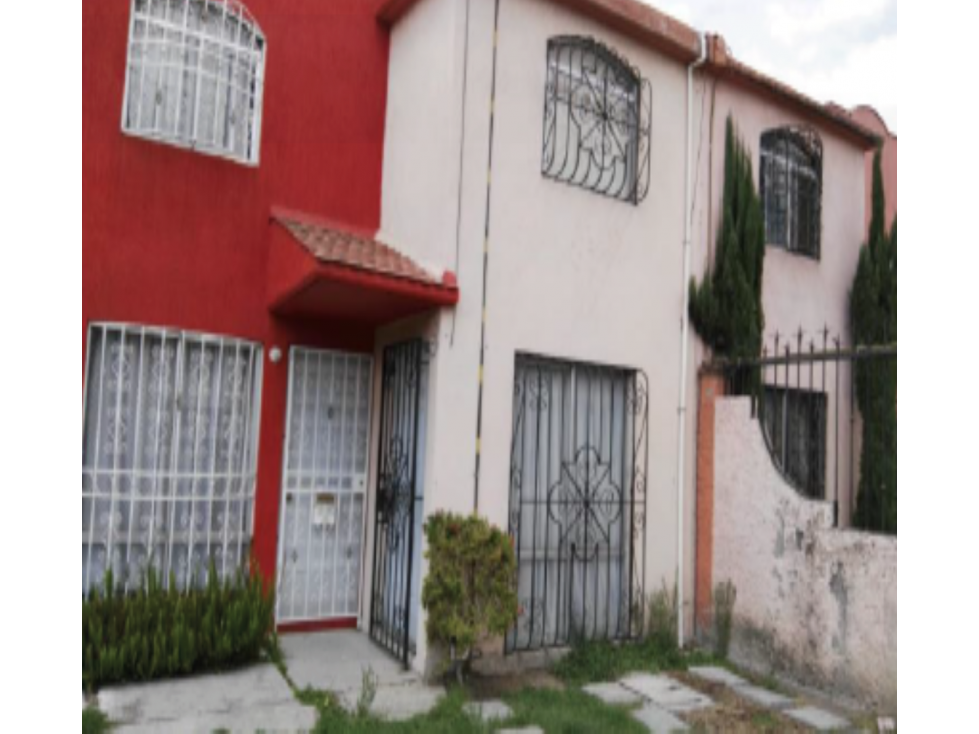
[377,0,873,675]
[713,398,897,713]
[380,0,698,673]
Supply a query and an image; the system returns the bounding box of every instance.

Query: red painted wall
[83,0,391,585]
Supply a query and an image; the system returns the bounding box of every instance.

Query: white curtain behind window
[123,0,265,165]
[82,326,262,597]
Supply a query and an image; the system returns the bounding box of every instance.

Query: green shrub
[421,513,518,668]
[690,116,766,361]
[851,151,897,535]
[83,560,276,692]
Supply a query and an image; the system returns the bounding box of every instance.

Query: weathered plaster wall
[713,398,897,713]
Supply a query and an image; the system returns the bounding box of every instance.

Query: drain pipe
[676,33,709,650]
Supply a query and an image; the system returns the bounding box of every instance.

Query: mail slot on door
[313,494,337,528]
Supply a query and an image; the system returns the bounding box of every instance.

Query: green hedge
[83,562,276,692]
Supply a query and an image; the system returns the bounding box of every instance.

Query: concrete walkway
[279,632,446,721]
[584,674,710,733]
[99,664,317,734]
[94,638,864,733]
[583,668,857,733]
[688,667,852,732]
[97,632,446,732]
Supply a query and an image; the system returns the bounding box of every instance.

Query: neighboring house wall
[694,80,867,346]
[379,0,701,672]
[82,0,392,583]
[851,106,897,234]
[691,75,868,526]
[707,397,897,713]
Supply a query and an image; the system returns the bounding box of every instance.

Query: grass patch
[504,688,647,734]
[554,638,716,687]
[307,686,649,734]
[82,708,111,734]
[312,689,487,734]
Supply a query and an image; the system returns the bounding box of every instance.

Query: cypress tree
[690,117,766,359]
[851,152,897,534]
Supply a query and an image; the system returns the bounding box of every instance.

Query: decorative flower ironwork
[506,358,650,655]
[543,37,653,204]
[548,447,624,562]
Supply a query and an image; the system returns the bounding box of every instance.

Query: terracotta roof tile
[273,214,443,287]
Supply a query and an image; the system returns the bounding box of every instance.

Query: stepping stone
[464,701,513,723]
[878,718,897,733]
[786,707,851,732]
[688,666,749,688]
[583,683,643,707]
[345,683,445,722]
[620,674,713,714]
[734,685,794,710]
[633,703,690,733]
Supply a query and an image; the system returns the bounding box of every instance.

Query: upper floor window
[542,37,652,205]
[760,127,823,259]
[122,0,266,166]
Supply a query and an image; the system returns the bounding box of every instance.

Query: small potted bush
[421,513,519,683]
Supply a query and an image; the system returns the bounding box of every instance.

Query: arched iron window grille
[760,127,823,259]
[122,0,267,166]
[543,37,653,205]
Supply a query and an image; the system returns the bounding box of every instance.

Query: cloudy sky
[652,0,898,132]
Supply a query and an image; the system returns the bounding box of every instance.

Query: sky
[651,0,898,132]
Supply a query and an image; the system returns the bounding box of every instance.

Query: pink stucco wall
[851,107,897,236]
[693,80,869,347]
[689,76,870,525]
[713,398,897,713]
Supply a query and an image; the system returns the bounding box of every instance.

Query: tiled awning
[268,210,459,325]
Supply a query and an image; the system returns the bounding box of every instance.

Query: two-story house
[82,0,878,677]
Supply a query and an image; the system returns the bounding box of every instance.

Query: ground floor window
[82,324,263,597]
[507,355,649,653]
[762,387,827,500]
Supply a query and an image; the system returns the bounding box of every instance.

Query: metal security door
[277,349,373,624]
[370,340,424,666]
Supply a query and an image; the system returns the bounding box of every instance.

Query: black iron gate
[370,340,424,666]
[506,355,649,654]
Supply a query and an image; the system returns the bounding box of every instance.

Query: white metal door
[277,349,373,624]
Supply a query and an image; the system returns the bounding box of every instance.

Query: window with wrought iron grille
[760,128,823,259]
[763,387,827,500]
[543,37,653,204]
[507,355,648,653]
[82,325,263,598]
[122,0,266,166]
